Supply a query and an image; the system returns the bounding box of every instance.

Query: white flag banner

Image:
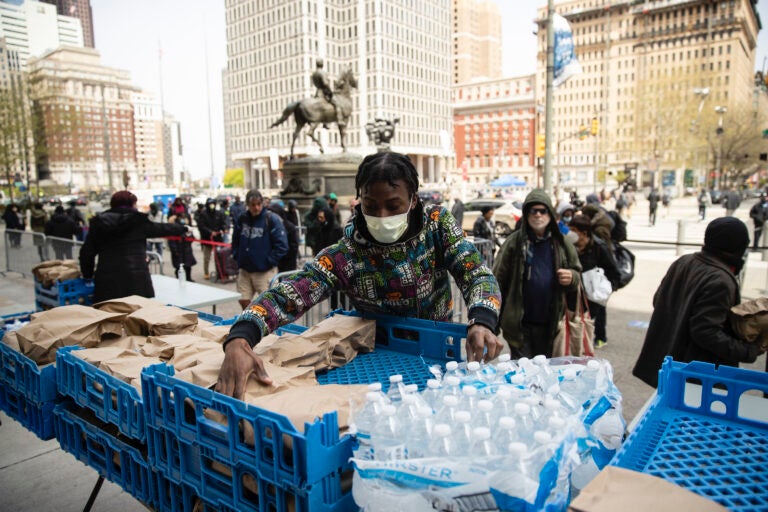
[553,13,582,87]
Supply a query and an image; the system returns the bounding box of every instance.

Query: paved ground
[0,194,765,510]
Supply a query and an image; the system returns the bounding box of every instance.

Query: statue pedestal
[278,153,363,211]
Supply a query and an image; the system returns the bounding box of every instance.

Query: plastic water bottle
[352,392,383,460]
[460,385,479,410]
[398,394,421,420]
[493,416,518,451]
[452,410,474,455]
[367,382,389,404]
[497,353,512,364]
[405,406,434,459]
[422,379,442,412]
[177,265,186,287]
[532,355,558,389]
[443,375,462,397]
[371,405,405,460]
[473,399,496,430]
[428,423,456,457]
[386,374,404,403]
[513,402,535,443]
[434,395,460,424]
[580,359,605,398]
[470,427,497,458]
[523,395,544,424]
[444,360,463,379]
[493,386,514,417]
[488,442,539,506]
[552,370,584,414]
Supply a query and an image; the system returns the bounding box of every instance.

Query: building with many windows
[451,0,502,84]
[453,75,537,185]
[132,91,168,187]
[41,0,95,48]
[224,0,454,189]
[536,0,763,193]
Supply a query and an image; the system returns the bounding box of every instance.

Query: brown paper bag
[301,315,375,368]
[141,334,213,360]
[125,305,199,336]
[568,466,728,512]
[93,295,164,315]
[168,342,225,371]
[730,297,768,349]
[74,347,139,365]
[98,335,147,351]
[196,324,231,344]
[254,333,330,370]
[32,260,80,286]
[1,330,20,352]
[97,352,164,393]
[16,305,125,364]
[31,260,65,282]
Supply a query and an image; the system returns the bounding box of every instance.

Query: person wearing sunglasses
[217,152,503,399]
[493,189,582,358]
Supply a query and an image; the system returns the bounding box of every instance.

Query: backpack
[607,210,627,242]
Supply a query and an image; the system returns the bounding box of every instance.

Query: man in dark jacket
[30,202,49,261]
[748,194,768,250]
[268,203,300,272]
[493,189,582,358]
[722,186,742,216]
[197,199,227,279]
[632,217,763,388]
[66,199,86,240]
[79,191,187,303]
[648,189,660,226]
[232,189,289,309]
[45,205,79,259]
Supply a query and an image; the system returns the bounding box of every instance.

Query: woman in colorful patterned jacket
[217,152,503,398]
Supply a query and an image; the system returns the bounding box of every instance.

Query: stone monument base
[277,153,363,212]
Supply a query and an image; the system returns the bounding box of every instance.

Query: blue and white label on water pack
[352,458,491,489]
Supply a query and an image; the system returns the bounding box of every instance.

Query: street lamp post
[691,87,709,189]
[714,106,727,190]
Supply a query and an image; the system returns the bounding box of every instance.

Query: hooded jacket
[632,251,758,388]
[232,209,289,273]
[29,207,48,233]
[227,202,501,348]
[79,208,186,302]
[45,211,78,239]
[493,189,581,353]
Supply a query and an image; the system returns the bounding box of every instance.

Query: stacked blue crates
[141,311,466,512]
[35,277,95,310]
[611,357,768,512]
[0,312,58,440]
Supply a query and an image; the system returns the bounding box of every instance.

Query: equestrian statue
[270,64,357,159]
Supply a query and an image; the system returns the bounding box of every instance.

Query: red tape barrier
[164,236,231,248]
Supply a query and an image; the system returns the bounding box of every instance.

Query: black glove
[743,342,763,363]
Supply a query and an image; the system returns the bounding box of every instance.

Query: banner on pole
[553,13,582,87]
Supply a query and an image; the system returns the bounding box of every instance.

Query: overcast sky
[90,0,768,181]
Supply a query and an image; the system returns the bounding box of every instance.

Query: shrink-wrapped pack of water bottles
[350,355,625,511]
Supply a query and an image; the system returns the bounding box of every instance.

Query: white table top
[150,274,241,312]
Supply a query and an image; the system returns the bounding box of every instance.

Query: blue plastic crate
[0,316,58,404]
[54,400,155,507]
[154,472,229,512]
[0,385,56,440]
[56,346,146,441]
[34,278,95,309]
[215,316,308,336]
[176,306,224,325]
[611,357,768,512]
[148,422,354,512]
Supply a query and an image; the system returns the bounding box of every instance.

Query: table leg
[83,475,105,512]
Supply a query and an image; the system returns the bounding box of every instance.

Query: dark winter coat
[722,190,741,211]
[2,207,24,230]
[232,209,288,273]
[167,213,196,270]
[312,208,344,254]
[576,236,621,290]
[748,201,768,227]
[197,207,227,243]
[30,207,48,233]
[45,212,78,239]
[632,251,758,388]
[79,208,186,302]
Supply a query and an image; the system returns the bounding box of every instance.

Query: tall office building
[536,0,762,191]
[452,0,503,84]
[41,0,95,48]
[0,0,83,67]
[224,0,454,189]
[27,46,139,188]
[132,90,167,187]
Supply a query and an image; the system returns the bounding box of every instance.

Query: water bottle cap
[433,423,452,437]
[368,382,383,392]
[477,400,494,412]
[402,394,416,404]
[523,396,540,408]
[442,395,459,406]
[496,387,512,399]
[404,384,418,394]
[532,354,547,365]
[462,386,478,396]
[514,402,531,415]
[365,392,380,401]
[498,353,511,363]
[446,361,459,371]
[389,374,403,383]
[533,430,552,444]
[543,398,560,410]
[445,376,462,386]
[587,359,600,370]
[466,361,481,372]
[426,379,441,389]
[382,405,397,416]
[455,410,471,423]
[511,374,525,385]
[417,406,433,417]
[499,416,516,429]
[518,356,531,366]
[563,368,578,380]
[472,427,491,440]
[508,442,527,455]
[547,384,561,395]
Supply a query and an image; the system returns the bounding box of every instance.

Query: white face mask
[363,201,412,244]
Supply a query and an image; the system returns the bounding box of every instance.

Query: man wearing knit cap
[633,217,764,388]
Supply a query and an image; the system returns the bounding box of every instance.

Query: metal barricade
[3,230,49,277]
[146,250,164,275]
[268,269,352,328]
[44,236,83,262]
[465,236,496,269]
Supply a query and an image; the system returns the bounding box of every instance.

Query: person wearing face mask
[216,151,503,399]
[198,199,227,279]
[493,190,582,359]
[632,217,764,388]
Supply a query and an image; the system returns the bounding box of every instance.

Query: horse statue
[270,68,357,159]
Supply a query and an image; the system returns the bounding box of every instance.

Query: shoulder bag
[553,285,595,357]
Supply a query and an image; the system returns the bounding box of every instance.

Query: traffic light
[536,134,546,157]
[590,117,599,136]
[579,125,587,140]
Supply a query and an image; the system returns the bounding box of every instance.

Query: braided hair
[355,152,419,198]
